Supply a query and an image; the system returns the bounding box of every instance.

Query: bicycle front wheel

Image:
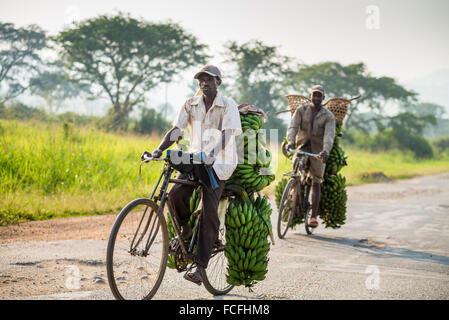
[106,198,169,300]
[303,185,315,235]
[201,226,234,295]
[277,178,297,239]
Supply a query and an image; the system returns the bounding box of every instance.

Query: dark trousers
[168,171,226,268]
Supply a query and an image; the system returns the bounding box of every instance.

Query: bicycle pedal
[183,262,197,275]
[169,238,181,252]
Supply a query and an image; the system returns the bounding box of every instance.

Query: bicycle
[106,149,234,300]
[277,149,322,239]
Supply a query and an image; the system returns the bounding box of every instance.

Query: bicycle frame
[107,152,234,300]
[284,149,320,217]
[285,149,321,179]
[136,151,235,275]
[136,157,202,263]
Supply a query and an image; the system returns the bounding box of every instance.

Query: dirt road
[1,172,448,300]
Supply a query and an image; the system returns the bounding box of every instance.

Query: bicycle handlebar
[288,148,321,159]
[141,155,168,162]
[140,150,219,190]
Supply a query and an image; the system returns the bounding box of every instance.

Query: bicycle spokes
[129,205,153,254]
[109,201,167,300]
[201,227,231,293]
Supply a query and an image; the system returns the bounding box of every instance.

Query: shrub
[433,137,449,151]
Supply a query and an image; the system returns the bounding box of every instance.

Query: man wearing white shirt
[146,65,242,285]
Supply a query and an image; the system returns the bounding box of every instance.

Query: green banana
[225,112,275,289]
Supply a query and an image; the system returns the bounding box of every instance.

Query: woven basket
[285,94,359,125]
[323,98,350,125]
[285,95,311,116]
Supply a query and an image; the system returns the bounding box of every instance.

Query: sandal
[308,218,319,228]
[184,269,203,286]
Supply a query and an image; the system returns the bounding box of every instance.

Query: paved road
[1,173,449,300]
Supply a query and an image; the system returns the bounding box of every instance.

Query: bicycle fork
[128,166,172,257]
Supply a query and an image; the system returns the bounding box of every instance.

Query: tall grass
[0,119,162,225]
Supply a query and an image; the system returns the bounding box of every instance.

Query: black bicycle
[277,149,321,239]
[106,150,233,300]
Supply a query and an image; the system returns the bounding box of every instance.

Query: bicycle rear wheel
[277,178,297,239]
[106,198,169,300]
[201,225,234,295]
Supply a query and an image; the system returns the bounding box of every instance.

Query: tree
[156,102,173,121]
[133,107,171,135]
[400,102,446,118]
[223,40,293,140]
[55,13,208,130]
[0,101,46,121]
[286,62,417,130]
[0,22,46,103]
[387,112,436,158]
[29,61,90,114]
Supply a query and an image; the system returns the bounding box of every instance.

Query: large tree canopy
[400,102,446,119]
[55,13,208,129]
[0,22,46,104]
[287,62,417,129]
[223,40,293,139]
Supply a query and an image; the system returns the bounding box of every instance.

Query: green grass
[0,119,163,225]
[1,119,448,225]
[339,147,449,185]
[264,145,449,194]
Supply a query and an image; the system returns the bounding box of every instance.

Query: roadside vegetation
[1,118,448,226]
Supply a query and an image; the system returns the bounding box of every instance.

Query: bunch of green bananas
[224,112,275,289]
[326,145,347,174]
[240,113,264,132]
[236,114,269,166]
[224,195,272,287]
[189,187,201,214]
[325,126,348,175]
[226,163,275,193]
[167,187,200,269]
[226,113,275,193]
[319,173,347,228]
[275,178,288,209]
[318,124,348,228]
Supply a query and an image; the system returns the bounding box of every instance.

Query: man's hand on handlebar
[287,143,295,152]
[152,149,163,158]
[319,150,329,163]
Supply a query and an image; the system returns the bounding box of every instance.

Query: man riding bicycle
[286,85,336,228]
[142,65,242,285]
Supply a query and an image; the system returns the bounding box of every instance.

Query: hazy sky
[1,0,448,117]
